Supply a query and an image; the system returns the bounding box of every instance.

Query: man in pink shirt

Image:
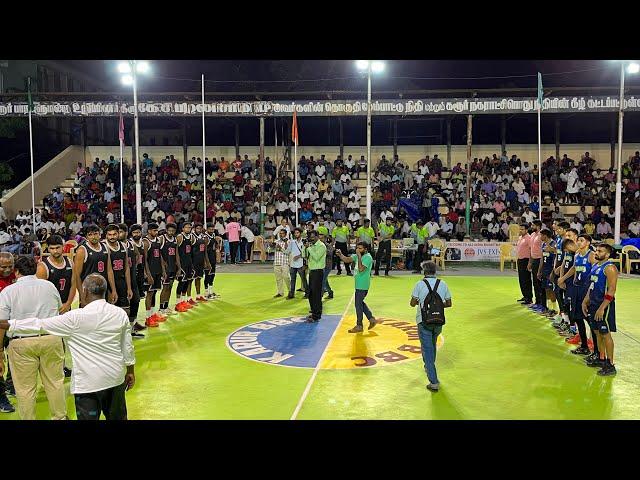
[516,223,533,305]
[527,220,545,312]
[225,220,241,264]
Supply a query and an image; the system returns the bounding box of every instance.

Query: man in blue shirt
[410,261,452,392]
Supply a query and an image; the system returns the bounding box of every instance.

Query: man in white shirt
[287,227,308,299]
[315,163,326,179]
[0,274,135,420]
[629,219,640,237]
[348,210,361,227]
[69,218,83,235]
[0,256,67,420]
[426,220,440,239]
[440,218,454,240]
[0,203,6,224]
[570,218,583,234]
[521,207,536,224]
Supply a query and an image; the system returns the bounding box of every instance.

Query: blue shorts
[570,284,589,321]
[588,302,616,334]
[542,271,554,290]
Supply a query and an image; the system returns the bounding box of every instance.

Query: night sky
[5,60,640,186]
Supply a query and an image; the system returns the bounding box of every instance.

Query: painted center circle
[226,315,443,369]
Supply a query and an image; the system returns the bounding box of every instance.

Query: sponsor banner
[1,96,639,117]
[444,241,508,261]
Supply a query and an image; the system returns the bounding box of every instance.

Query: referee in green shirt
[332,219,352,276]
[355,219,375,251]
[375,217,395,276]
[305,230,327,323]
[411,220,428,273]
[337,242,378,333]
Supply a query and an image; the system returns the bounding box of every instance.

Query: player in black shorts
[159,223,181,316]
[204,224,221,299]
[536,229,557,318]
[176,221,195,311]
[119,223,145,338]
[190,223,210,303]
[104,224,133,312]
[143,223,165,326]
[549,221,568,327]
[36,234,76,376]
[72,224,117,307]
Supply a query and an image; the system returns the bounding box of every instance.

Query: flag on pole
[291,110,298,145]
[118,113,125,142]
[537,72,543,109]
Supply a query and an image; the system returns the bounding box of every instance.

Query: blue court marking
[226,315,341,368]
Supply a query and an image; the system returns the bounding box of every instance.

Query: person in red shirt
[0,252,16,413]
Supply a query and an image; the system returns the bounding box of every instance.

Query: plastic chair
[500,243,517,272]
[622,245,640,274]
[252,235,267,262]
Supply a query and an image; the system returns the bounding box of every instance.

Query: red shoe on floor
[587,339,594,350]
[196,296,207,302]
[175,302,190,312]
[188,299,197,306]
[565,333,581,344]
[145,316,159,328]
[154,313,167,322]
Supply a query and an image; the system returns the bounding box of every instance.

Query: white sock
[146,309,152,318]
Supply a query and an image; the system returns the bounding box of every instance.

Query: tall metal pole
[614,62,625,244]
[294,130,299,227]
[132,60,142,225]
[366,64,372,222]
[201,74,207,229]
[119,114,124,222]
[465,114,473,236]
[537,93,542,221]
[28,77,36,235]
[260,117,265,235]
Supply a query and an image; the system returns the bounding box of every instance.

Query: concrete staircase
[35,176,77,211]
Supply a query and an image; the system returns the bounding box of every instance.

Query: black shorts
[144,273,162,292]
[163,272,176,285]
[570,285,589,321]
[110,280,130,308]
[193,264,205,279]
[178,266,194,282]
[588,302,617,334]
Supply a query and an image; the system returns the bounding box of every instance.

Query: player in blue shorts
[559,234,596,355]
[582,243,618,376]
[536,229,557,318]
[549,221,568,326]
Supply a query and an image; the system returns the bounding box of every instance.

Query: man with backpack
[410,261,452,392]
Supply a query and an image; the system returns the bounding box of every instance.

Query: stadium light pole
[614,61,639,244]
[119,60,150,225]
[356,60,385,223]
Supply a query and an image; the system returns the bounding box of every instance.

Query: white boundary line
[290,294,355,420]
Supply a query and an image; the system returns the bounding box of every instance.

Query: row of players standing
[39,221,222,334]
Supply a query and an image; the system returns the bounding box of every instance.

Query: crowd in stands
[1,147,640,257]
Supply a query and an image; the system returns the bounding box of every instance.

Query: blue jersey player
[582,243,618,376]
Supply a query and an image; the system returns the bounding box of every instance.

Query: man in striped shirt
[272,229,291,298]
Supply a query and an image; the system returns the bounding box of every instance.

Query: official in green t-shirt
[332,219,352,276]
[410,220,428,273]
[375,216,395,276]
[355,219,376,250]
[336,242,378,333]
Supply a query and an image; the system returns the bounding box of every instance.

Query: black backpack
[420,279,446,326]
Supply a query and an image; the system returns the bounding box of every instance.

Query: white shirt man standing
[0,256,67,420]
[0,274,135,420]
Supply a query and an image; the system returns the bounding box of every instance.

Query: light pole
[356,60,385,223]
[119,60,150,225]
[614,61,639,244]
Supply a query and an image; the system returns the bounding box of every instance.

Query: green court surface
[2,272,640,420]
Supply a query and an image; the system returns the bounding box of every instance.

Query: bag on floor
[420,279,446,325]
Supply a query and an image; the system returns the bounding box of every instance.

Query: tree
[0,162,14,190]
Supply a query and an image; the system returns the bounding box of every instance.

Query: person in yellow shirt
[584,219,596,236]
